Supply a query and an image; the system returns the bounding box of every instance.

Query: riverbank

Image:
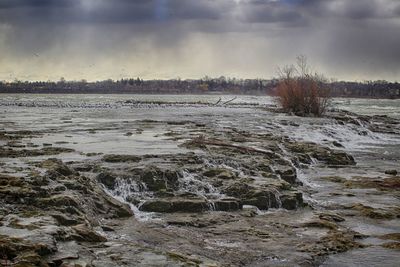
[1,95,399,266]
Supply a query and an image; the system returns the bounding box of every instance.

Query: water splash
[178,170,221,198]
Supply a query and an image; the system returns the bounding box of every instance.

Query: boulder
[385,170,398,176]
[0,235,54,266]
[203,168,236,180]
[280,192,303,210]
[274,166,298,184]
[36,195,80,209]
[213,198,242,211]
[222,182,254,198]
[100,192,133,218]
[139,198,209,213]
[287,142,356,166]
[51,213,82,226]
[72,224,107,242]
[139,167,179,191]
[223,182,280,210]
[40,158,76,177]
[102,154,141,163]
[325,151,356,166]
[96,172,118,189]
[242,190,280,210]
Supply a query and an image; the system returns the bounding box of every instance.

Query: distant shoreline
[1,78,399,98]
[0,92,399,99]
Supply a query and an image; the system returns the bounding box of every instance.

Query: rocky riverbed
[0,95,399,266]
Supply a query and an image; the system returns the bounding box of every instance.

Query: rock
[242,190,280,210]
[347,203,397,219]
[0,147,75,158]
[30,175,51,187]
[223,182,281,210]
[51,213,81,226]
[203,168,236,180]
[0,176,39,204]
[302,219,337,230]
[344,177,400,191]
[101,225,115,232]
[72,224,107,242]
[297,230,364,256]
[321,176,347,183]
[40,158,75,176]
[139,198,209,213]
[382,242,400,250]
[332,141,344,148]
[274,166,297,184]
[59,179,88,191]
[223,182,254,198]
[0,235,54,266]
[326,151,356,166]
[280,192,303,210]
[256,163,273,173]
[287,142,356,166]
[385,170,398,176]
[53,185,67,192]
[0,174,24,187]
[102,154,141,163]
[101,193,133,218]
[212,198,242,211]
[379,233,400,241]
[72,163,96,172]
[318,213,345,222]
[139,167,179,191]
[96,172,118,189]
[37,195,80,209]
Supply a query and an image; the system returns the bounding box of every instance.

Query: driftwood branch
[185,136,279,158]
[214,97,222,105]
[222,97,237,105]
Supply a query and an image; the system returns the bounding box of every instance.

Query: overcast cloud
[0,0,399,81]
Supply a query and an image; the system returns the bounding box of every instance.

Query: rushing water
[1,93,399,115]
[1,94,400,266]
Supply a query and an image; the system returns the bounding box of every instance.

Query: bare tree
[276,56,331,117]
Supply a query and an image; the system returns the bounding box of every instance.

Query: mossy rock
[139,198,209,213]
[102,154,141,163]
[36,195,80,209]
[213,198,242,211]
[280,191,303,210]
[382,242,400,250]
[139,167,179,191]
[96,172,118,189]
[348,203,397,219]
[379,233,400,241]
[72,224,107,242]
[40,158,76,177]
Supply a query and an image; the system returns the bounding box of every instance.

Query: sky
[0,0,399,82]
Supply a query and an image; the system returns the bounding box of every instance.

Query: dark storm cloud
[0,0,399,81]
[297,0,400,20]
[0,0,75,8]
[0,0,224,25]
[1,0,399,25]
[239,1,307,25]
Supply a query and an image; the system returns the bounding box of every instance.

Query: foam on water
[101,177,159,222]
[279,120,399,152]
[178,170,222,198]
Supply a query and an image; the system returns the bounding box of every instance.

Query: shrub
[276,56,330,117]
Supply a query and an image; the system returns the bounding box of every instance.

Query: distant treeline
[1,77,399,98]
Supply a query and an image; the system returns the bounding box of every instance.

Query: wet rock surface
[1,96,400,266]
